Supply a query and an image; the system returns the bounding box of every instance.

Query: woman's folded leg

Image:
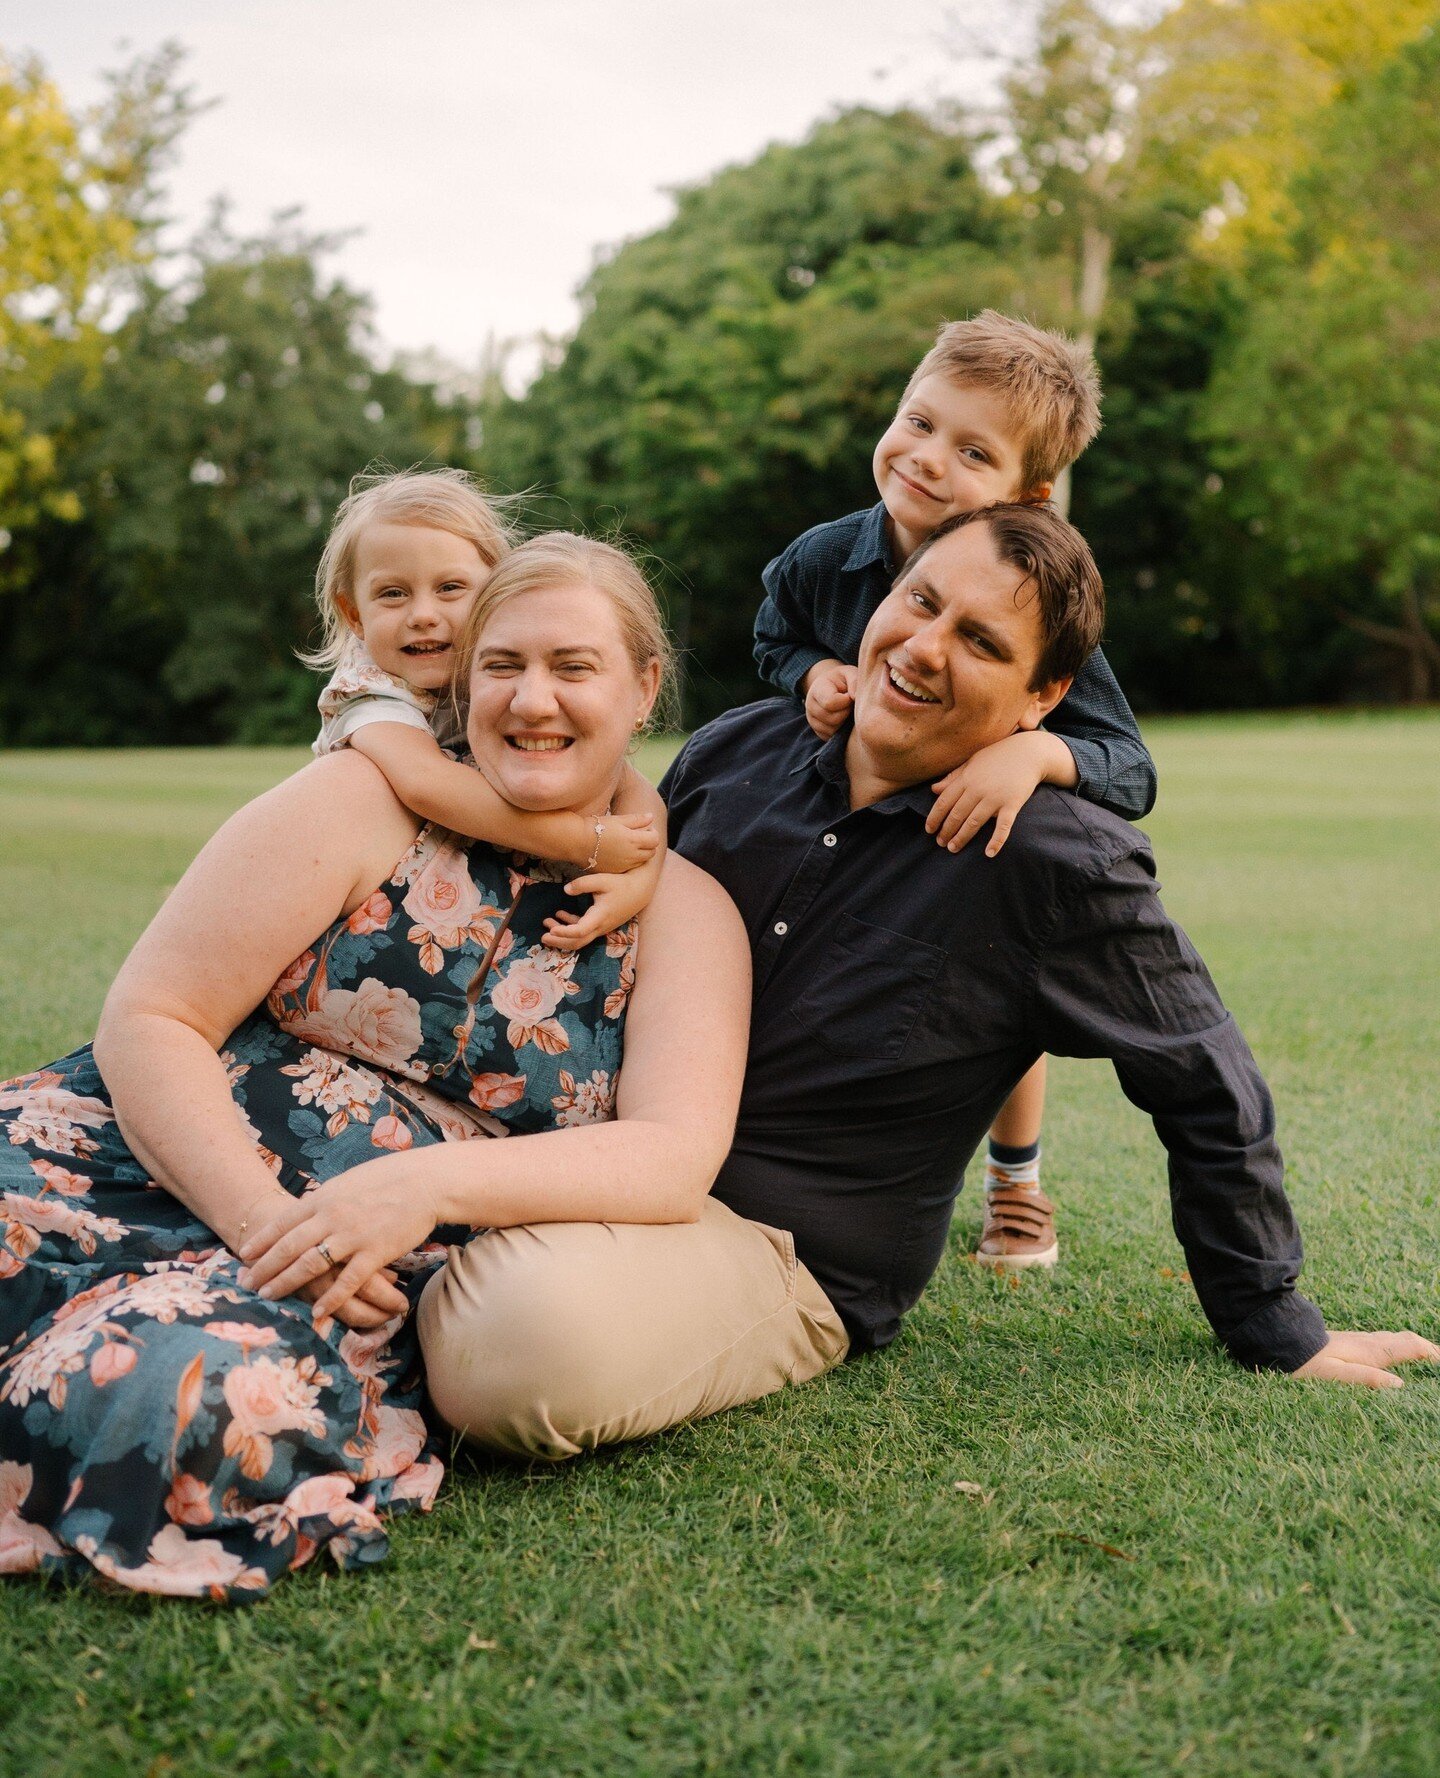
[417,1196,849,1461]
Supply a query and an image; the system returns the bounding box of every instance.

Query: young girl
[306,468,666,947]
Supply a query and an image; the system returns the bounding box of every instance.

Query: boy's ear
[1016,675,1072,731]
[1020,481,1053,507]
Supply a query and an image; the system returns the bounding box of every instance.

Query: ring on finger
[315,1240,335,1267]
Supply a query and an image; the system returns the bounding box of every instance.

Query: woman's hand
[237,1154,443,1320]
[299,1266,409,1331]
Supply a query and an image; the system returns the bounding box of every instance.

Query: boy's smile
[872,375,1041,561]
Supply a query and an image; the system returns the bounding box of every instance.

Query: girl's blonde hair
[452,532,678,734]
[302,466,517,670]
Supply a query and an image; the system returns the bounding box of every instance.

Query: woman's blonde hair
[452,532,678,734]
[302,466,517,670]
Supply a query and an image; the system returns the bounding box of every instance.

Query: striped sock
[986,1139,1041,1194]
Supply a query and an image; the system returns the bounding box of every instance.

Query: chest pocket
[788,912,947,1063]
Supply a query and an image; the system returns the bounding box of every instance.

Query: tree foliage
[4,15,1440,743]
[1202,25,1440,699]
[480,108,1078,718]
[0,219,460,744]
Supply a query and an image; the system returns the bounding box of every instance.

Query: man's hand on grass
[1291,1330,1440,1389]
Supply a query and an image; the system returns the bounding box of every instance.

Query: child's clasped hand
[803,659,857,739]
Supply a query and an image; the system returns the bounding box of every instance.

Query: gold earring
[634,716,645,731]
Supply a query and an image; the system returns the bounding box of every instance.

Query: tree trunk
[1338,582,1440,701]
[1052,221,1112,520]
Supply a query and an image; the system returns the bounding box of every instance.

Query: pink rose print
[165,1474,216,1527]
[88,1341,137,1387]
[551,1069,617,1128]
[266,949,317,1008]
[79,1524,269,1598]
[204,1322,281,1352]
[222,1354,331,1482]
[490,950,580,1054]
[468,1073,527,1113]
[347,890,393,936]
[371,1114,414,1151]
[403,849,493,956]
[281,979,423,1073]
[0,1463,64,1573]
[0,1071,112,1159]
[30,1158,92,1197]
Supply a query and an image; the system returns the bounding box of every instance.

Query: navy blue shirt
[660,698,1327,1372]
[754,502,1157,821]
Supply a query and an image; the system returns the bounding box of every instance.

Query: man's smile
[885,662,942,705]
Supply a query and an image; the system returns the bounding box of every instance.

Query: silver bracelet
[584,817,605,873]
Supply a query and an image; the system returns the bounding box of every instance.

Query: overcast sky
[8,2,1019,381]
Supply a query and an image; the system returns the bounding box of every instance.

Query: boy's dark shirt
[659,697,1328,1374]
[754,502,1157,821]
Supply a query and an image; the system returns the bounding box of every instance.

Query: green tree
[1202,26,1440,701]
[0,218,461,744]
[479,107,1058,719]
[0,45,194,541]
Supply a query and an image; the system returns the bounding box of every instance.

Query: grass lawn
[1,712,1438,1777]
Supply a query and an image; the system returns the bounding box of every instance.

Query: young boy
[753,310,1155,1272]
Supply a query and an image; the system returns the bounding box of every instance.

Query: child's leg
[976,1057,1058,1270]
[989,1055,1047,1151]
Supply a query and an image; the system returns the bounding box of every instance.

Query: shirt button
[822,833,838,847]
[773,921,789,937]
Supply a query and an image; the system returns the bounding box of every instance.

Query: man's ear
[336,594,364,638]
[1016,675,1072,731]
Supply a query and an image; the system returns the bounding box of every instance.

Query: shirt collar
[792,721,936,821]
[841,502,897,577]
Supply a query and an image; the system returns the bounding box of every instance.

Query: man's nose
[905,621,948,671]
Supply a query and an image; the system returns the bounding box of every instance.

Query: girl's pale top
[312,635,467,756]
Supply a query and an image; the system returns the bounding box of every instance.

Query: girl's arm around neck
[349,721,644,866]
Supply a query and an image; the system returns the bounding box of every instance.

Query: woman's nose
[510,668,559,720]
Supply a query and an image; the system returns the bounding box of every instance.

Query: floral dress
[0,825,635,1601]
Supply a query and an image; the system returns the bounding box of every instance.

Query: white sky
[7,1,1019,384]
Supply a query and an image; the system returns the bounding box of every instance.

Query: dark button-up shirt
[660,698,1327,1372]
[753,502,1157,821]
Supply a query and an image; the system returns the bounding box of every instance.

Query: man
[421,504,1436,1458]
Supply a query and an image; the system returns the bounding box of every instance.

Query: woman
[0,533,750,1599]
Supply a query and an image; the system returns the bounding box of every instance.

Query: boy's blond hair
[902,311,1102,490]
[302,466,517,670]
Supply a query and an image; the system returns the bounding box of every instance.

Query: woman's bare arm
[93,750,418,1255]
[237,854,754,1316]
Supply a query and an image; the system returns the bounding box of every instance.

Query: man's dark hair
[897,502,1105,689]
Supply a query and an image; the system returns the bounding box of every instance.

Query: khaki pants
[416,1196,850,1461]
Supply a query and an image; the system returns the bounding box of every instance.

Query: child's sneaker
[976,1184,1058,1270]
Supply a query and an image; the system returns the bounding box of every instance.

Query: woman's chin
[477,754,601,814]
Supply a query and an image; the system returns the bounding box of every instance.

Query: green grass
[1,713,1438,1778]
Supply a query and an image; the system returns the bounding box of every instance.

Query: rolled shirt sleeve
[1044,647,1158,822]
[1025,845,1329,1372]
[753,538,832,699]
